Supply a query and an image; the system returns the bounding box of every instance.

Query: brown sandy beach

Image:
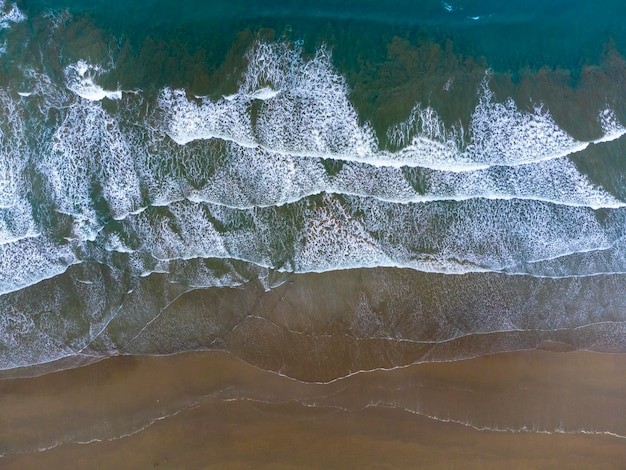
[2,348,625,469]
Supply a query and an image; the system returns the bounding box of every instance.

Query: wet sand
[2,349,626,469]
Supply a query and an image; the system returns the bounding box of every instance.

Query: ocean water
[0,0,625,367]
[0,0,626,461]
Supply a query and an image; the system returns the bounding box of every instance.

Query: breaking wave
[0,38,623,296]
[0,28,625,372]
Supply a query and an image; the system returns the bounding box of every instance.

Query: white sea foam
[39,91,143,239]
[342,196,611,274]
[245,41,379,161]
[248,86,280,100]
[293,194,392,272]
[65,61,122,101]
[116,201,229,263]
[159,87,255,146]
[388,77,593,170]
[106,194,622,278]
[0,236,77,296]
[0,90,38,244]
[0,203,40,245]
[175,141,328,209]
[403,157,625,210]
[594,108,626,143]
[160,42,624,173]
[0,1,25,30]
[20,67,70,114]
[505,230,626,278]
[0,38,624,297]
[160,41,380,162]
[458,76,589,166]
[129,137,623,211]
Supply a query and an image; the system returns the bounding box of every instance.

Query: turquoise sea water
[0,0,625,383]
[21,0,626,70]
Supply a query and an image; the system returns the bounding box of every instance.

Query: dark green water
[18,0,626,70]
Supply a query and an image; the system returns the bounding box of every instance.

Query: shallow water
[2,350,626,468]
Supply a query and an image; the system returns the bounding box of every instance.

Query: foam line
[160,42,624,172]
[106,134,623,214]
[102,196,624,278]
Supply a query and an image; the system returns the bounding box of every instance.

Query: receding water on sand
[2,349,626,468]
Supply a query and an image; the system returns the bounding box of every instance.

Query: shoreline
[2,347,626,468]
